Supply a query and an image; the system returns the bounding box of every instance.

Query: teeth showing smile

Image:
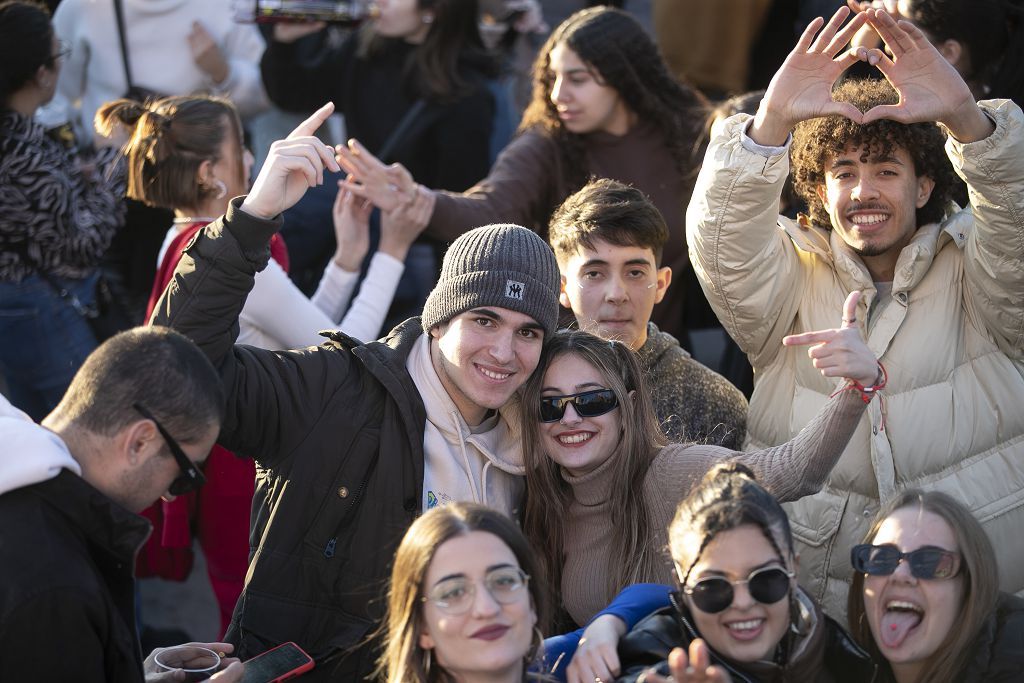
[478,366,510,380]
[886,600,923,614]
[849,213,889,225]
[727,619,764,632]
[558,433,592,445]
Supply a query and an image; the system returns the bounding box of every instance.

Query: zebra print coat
[0,109,124,282]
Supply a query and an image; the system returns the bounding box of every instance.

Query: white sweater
[43,0,269,143]
[157,228,404,349]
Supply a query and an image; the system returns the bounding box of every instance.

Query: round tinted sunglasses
[539,388,619,423]
[682,567,794,614]
[851,544,961,580]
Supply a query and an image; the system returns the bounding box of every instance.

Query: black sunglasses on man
[133,402,206,496]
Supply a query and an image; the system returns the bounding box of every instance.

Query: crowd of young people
[1,1,1023,682]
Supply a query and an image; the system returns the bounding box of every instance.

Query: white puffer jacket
[687,100,1024,619]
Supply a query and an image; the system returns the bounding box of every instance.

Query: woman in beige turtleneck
[520,294,884,629]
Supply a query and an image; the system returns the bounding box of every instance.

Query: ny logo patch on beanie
[506,280,525,300]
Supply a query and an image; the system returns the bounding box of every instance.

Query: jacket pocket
[786,490,847,548]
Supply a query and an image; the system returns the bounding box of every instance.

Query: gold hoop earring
[423,648,432,677]
[526,626,544,663]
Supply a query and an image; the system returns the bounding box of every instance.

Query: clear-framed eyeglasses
[422,566,530,615]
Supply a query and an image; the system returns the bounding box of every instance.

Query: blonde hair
[376,502,548,683]
[847,490,1000,683]
[520,331,666,625]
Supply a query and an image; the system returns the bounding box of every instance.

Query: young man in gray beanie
[150,104,561,681]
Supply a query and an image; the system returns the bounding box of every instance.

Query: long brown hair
[375,502,548,683]
[94,95,243,210]
[358,0,497,103]
[847,490,1001,683]
[519,7,708,193]
[520,331,666,624]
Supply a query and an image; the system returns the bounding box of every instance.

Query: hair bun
[702,461,757,486]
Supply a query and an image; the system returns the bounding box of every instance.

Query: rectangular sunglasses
[851,544,961,580]
[133,402,206,496]
[539,388,619,423]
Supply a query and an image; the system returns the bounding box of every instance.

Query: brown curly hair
[791,78,962,229]
[519,7,708,192]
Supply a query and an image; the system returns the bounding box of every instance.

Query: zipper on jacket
[323,477,370,559]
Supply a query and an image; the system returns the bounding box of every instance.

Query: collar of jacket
[637,322,689,369]
[29,469,152,567]
[958,592,1024,683]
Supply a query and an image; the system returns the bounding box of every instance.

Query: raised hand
[379,173,434,262]
[860,10,994,141]
[750,6,869,145]
[241,102,340,220]
[335,139,417,213]
[188,21,229,84]
[331,183,373,272]
[782,291,879,386]
[640,641,733,683]
[566,614,626,683]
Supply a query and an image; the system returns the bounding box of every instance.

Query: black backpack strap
[112,0,134,91]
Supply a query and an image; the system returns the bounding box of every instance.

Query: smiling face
[548,43,633,136]
[539,352,622,477]
[558,239,671,349]
[862,507,964,679]
[419,531,536,679]
[430,308,545,426]
[678,525,794,663]
[818,143,935,281]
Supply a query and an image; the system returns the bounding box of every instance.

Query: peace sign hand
[859,9,994,141]
[782,291,879,386]
[749,6,870,146]
[241,102,341,221]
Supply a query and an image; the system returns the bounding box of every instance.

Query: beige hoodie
[406,334,526,517]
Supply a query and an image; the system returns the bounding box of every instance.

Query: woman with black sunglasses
[518,292,886,644]
[847,489,1024,683]
[614,463,877,682]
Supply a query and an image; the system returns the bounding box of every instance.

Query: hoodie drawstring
[452,410,482,504]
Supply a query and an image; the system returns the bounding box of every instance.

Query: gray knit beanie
[421,224,561,336]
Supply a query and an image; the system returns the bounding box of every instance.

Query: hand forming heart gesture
[750,6,994,147]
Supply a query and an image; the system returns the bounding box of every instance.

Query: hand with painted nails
[241,102,341,220]
[639,641,733,683]
[858,9,994,141]
[782,290,879,386]
[749,5,871,146]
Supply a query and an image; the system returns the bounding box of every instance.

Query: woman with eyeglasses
[518,293,884,646]
[615,463,876,683]
[377,501,548,683]
[847,489,1024,683]
[0,0,126,422]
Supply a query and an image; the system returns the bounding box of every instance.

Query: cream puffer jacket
[686,100,1024,620]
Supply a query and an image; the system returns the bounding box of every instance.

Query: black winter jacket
[616,589,876,683]
[953,593,1024,682]
[152,199,428,681]
[0,470,149,682]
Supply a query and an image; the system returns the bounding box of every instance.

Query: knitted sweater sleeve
[650,389,866,505]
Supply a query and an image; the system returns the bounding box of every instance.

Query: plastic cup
[153,645,222,682]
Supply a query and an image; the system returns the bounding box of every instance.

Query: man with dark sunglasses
[0,327,244,682]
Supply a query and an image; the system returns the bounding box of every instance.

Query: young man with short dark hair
[549,178,747,447]
[151,104,563,680]
[688,7,1024,617]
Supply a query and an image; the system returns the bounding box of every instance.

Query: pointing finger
[783,329,837,346]
[287,102,335,140]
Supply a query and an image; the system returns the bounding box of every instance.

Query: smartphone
[239,642,315,683]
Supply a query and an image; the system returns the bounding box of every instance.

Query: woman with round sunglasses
[614,463,876,683]
[848,489,1024,683]
[376,501,549,683]
[519,291,884,635]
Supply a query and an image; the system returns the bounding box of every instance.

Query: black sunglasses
[133,403,206,496]
[682,567,794,614]
[851,544,961,580]
[539,388,619,423]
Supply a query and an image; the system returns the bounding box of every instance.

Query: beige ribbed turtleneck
[559,390,867,627]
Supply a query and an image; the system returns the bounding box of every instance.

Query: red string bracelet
[830,361,888,404]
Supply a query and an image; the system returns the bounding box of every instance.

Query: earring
[212,178,227,199]
[526,626,544,663]
[422,648,432,677]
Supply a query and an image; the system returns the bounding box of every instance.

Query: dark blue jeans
[0,272,99,421]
